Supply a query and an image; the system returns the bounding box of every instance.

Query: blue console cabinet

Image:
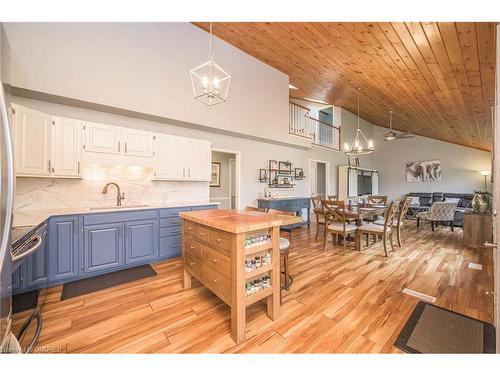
[12,204,217,294]
[257,197,311,228]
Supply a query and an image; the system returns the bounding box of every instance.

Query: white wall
[372,125,491,200]
[3,22,309,149]
[13,96,371,211]
[210,151,232,209]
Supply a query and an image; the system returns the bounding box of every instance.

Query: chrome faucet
[102,182,125,206]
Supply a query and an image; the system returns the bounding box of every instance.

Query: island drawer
[209,229,231,253]
[185,255,202,279]
[185,237,203,260]
[183,221,198,235]
[195,225,210,244]
[202,265,231,303]
[203,246,231,278]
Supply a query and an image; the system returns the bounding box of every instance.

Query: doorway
[210,149,240,209]
[309,159,330,198]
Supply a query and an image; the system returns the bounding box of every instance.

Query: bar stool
[267,209,295,302]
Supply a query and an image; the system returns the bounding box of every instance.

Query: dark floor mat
[12,290,38,313]
[394,301,496,353]
[61,264,157,300]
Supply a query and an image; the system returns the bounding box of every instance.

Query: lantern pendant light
[343,88,374,156]
[190,22,231,106]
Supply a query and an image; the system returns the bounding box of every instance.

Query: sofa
[406,192,474,227]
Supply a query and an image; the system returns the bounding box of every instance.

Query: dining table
[341,204,388,226]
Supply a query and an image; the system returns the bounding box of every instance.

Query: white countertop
[13,201,220,228]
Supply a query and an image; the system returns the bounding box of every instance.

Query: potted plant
[472,191,493,214]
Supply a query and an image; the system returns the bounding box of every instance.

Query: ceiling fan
[384,110,415,141]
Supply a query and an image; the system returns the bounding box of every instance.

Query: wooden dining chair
[244,205,266,212]
[357,200,400,256]
[368,195,388,205]
[364,195,388,223]
[327,195,338,200]
[375,196,412,247]
[311,196,326,240]
[321,200,358,254]
[267,208,295,302]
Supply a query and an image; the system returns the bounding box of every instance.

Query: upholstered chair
[416,202,458,231]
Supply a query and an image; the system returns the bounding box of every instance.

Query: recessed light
[289,84,298,89]
[304,97,328,105]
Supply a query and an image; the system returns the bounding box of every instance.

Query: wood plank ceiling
[193,22,496,151]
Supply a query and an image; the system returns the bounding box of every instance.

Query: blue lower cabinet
[83,223,123,275]
[125,219,158,265]
[12,265,24,293]
[26,228,48,288]
[159,235,182,259]
[48,216,80,283]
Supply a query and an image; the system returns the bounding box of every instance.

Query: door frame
[229,158,236,209]
[308,158,330,197]
[211,147,241,209]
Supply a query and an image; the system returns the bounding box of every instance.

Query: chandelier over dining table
[343,88,374,156]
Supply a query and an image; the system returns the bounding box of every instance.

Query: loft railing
[289,102,341,151]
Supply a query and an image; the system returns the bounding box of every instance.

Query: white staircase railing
[289,102,340,151]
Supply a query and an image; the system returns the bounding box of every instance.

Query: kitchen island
[180,209,301,343]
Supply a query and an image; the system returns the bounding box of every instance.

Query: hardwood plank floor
[34,221,494,353]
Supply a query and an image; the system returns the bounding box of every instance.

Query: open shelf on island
[245,286,274,306]
[245,264,273,280]
[245,242,273,256]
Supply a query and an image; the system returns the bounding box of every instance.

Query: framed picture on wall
[210,162,221,187]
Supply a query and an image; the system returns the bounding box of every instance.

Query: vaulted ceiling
[193,22,496,151]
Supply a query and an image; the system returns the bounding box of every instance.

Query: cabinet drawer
[185,255,202,279]
[159,236,181,258]
[195,225,210,244]
[185,237,203,260]
[160,207,191,218]
[208,230,231,254]
[183,221,198,235]
[202,265,231,303]
[203,246,231,278]
[160,217,181,227]
[160,226,182,237]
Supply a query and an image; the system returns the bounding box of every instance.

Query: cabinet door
[185,138,211,181]
[48,216,80,283]
[84,122,121,155]
[123,129,154,157]
[26,229,48,288]
[83,223,123,275]
[12,265,24,294]
[154,134,185,179]
[52,116,83,177]
[125,219,158,265]
[159,235,181,259]
[13,104,51,176]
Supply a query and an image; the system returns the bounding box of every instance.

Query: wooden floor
[34,221,494,353]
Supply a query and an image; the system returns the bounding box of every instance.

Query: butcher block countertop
[179,208,302,234]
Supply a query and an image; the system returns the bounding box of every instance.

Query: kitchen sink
[89,205,150,211]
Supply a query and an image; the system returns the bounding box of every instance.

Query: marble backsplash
[14,165,209,211]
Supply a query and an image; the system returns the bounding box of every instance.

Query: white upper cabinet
[52,116,82,177]
[184,138,211,181]
[154,134,186,180]
[13,104,52,177]
[123,129,154,158]
[84,122,121,155]
[153,135,211,181]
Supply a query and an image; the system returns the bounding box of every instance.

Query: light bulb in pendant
[368,140,374,149]
[344,142,350,152]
